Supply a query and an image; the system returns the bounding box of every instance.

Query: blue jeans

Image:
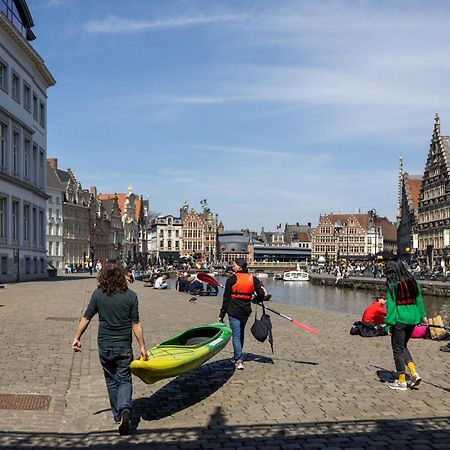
[99,347,133,422]
[229,316,248,362]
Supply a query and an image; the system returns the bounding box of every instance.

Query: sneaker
[388,380,407,391]
[118,408,131,435]
[235,360,244,370]
[410,373,422,388]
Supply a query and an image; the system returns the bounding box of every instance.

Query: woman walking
[385,260,427,391]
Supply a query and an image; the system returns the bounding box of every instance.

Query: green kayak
[130,321,232,384]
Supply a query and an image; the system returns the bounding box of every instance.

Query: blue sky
[28,0,450,230]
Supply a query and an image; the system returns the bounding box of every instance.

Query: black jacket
[219,270,265,319]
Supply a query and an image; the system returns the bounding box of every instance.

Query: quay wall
[309,273,450,297]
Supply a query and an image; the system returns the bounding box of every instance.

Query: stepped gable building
[49,162,91,266]
[88,187,109,264]
[311,212,396,261]
[46,159,63,270]
[396,155,423,260]
[416,114,450,267]
[179,200,219,262]
[0,0,55,282]
[98,186,142,264]
[99,196,124,261]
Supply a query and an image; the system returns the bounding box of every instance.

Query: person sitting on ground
[154,274,168,290]
[362,295,387,325]
[188,277,204,295]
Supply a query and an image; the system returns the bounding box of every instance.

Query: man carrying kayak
[218,258,265,370]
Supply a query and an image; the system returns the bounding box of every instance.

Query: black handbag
[250,303,274,353]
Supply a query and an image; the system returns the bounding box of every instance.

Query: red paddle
[196,272,319,335]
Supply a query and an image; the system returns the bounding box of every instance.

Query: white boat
[283,264,309,281]
[254,271,269,278]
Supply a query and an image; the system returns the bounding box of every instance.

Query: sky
[27,0,450,230]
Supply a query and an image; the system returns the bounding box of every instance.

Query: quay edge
[309,273,450,297]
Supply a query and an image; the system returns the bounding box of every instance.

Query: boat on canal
[283,264,310,281]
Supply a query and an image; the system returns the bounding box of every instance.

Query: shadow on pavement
[132,358,234,426]
[245,352,319,366]
[0,414,449,448]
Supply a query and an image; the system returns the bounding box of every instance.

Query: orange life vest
[231,272,255,301]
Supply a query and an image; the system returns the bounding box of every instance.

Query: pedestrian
[71,261,147,434]
[218,258,265,370]
[385,260,427,391]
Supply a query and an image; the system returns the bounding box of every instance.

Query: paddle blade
[291,319,319,335]
[197,272,222,287]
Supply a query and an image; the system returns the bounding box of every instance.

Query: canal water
[211,276,450,322]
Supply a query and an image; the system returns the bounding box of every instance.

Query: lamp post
[334,220,346,261]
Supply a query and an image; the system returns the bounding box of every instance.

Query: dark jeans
[391,322,415,374]
[99,347,133,422]
[229,315,248,362]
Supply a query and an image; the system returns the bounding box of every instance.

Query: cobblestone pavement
[0,275,449,449]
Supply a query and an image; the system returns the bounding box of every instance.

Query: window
[23,82,31,110]
[32,144,38,184]
[1,256,7,275]
[48,241,53,255]
[12,131,19,175]
[12,200,19,241]
[39,210,44,247]
[48,208,53,219]
[12,72,20,101]
[32,92,38,119]
[0,196,6,239]
[33,257,37,273]
[32,207,37,244]
[39,101,45,127]
[56,241,60,256]
[23,204,30,241]
[25,257,30,274]
[0,59,7,91]
[23,139,30,180]
[0,122,6,172]
[39,150,44,189]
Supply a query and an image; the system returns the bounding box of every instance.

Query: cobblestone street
[0,275,449,449]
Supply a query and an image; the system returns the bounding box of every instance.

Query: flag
[200,199,207,205]
[276,223,282,230]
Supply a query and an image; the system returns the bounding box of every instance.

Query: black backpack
[251,303,274,353]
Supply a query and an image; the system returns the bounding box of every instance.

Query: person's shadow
[132,358,234,430]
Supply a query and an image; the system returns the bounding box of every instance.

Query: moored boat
[130,322,232,384]
[282,264,310,281]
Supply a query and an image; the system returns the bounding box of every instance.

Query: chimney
[90,187,97,196]
[308,222,311,228]
[47,158,58,170]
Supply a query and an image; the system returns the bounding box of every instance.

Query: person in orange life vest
[218,258,265,370]
[362,295,387,325]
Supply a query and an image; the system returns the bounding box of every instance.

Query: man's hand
[140,345,148,360]
[72,338,81,352]
[218,317,224,322]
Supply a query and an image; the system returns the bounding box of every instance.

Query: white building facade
[0,1,55,282]
[149,215,182,264]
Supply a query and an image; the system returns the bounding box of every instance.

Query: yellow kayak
[130,322,232,384]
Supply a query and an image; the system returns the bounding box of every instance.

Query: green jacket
[385,280,426,327]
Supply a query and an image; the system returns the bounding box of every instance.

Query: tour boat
[283,264,310,281]
[254,271,269,278]
[130,322,232,384]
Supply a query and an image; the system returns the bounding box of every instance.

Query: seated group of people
[176,272,218,296]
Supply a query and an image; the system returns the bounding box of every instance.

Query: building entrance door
[13,249,19,282]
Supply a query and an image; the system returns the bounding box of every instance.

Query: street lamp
[334,220,346,260]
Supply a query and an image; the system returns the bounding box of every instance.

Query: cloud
[83,13,243,34]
